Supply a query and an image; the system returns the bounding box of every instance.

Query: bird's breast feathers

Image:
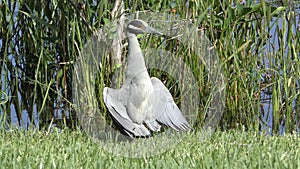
[126,81,154,123]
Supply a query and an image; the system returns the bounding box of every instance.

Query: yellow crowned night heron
[103,19,191,138]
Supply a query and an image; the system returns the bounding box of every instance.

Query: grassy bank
[0,129,299,168]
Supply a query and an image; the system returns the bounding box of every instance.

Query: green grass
[0,129,299,168]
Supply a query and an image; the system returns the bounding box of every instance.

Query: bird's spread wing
[144,120,161,132]
[151,77,191,131]
[103,87,151,137]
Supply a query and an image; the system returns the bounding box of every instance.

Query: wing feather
[103,87,151,137]
[151,77,191,131]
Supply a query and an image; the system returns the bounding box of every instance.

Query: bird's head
[127,19,163,36]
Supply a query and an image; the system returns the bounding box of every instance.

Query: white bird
[103,19,191,138]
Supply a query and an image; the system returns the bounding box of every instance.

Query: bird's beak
[145,26,163,36]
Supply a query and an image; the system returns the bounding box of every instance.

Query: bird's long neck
[126,32,148,79]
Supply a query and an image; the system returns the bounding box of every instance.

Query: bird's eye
[137,24,143,28]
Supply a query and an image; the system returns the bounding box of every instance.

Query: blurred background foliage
[0,0,299,135]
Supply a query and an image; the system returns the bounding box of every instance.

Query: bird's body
[125,31,153,123]
[103,19,191,138]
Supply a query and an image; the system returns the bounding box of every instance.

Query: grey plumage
[103,19,191,138]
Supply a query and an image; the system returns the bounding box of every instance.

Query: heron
[103,19,191,138]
